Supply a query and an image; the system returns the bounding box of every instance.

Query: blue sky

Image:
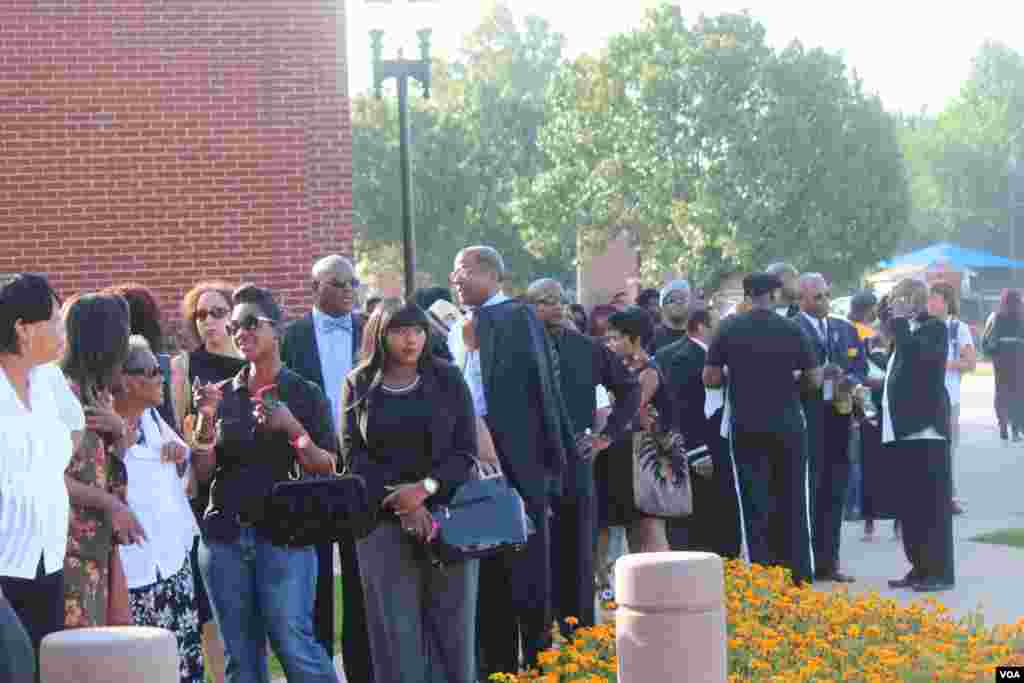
[346,0,1023,113]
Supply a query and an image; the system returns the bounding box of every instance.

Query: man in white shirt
[927,283,976,515]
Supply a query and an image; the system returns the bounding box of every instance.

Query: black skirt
[595,437,644,528]
[860,419,899,520]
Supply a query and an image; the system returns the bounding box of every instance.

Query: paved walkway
[833,372,1024,626]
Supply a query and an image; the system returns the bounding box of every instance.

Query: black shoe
[912,578,954,592]
[888,572,921,589]
[816,570,856,583]
[1001,424,1009,440]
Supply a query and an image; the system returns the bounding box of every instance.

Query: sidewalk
[832,374,1024,626]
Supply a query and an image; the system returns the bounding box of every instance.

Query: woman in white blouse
[0,274,76,673]
[114,336,204,683]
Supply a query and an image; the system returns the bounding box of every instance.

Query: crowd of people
[0,245,1007,683]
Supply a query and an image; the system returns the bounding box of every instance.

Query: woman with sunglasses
[341,300,478,683]
[170,281,243,683]
[193,284,340,683]
[115,336,203,683]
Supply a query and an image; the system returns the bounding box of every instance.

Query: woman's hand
[398,506,435,543]
[85,403,125,442]
[193,380,224,417]
[109,498,147,545]
[382,482,431,517]
[252,399,303,438]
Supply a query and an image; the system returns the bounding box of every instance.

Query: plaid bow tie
[322,316,352,333]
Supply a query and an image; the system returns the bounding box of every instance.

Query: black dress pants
[811,411,852,575]
[0,595,34,683]
[894,439,955,584]
[0,556,64,683]
[338,532,374,683]
[731,429,814,585]
[550,489,596,630]
[478,493,552,677]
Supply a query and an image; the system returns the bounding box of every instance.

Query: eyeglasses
[226,315,276,336]
[123,366,162,379]
[322,278,361,290]
[663,295,689,305]
[195,307,229,322]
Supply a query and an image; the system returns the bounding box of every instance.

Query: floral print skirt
[128,557,204,683]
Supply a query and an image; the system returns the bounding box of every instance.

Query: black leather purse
[266,473,373,547]
[429,463,535,565]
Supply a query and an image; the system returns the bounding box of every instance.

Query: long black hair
[347,299,434,406]
[61,293,131,407]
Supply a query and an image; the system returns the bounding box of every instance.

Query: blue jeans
[197,528,337,683]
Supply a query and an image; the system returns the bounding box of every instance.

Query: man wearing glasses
[794,273,867,584]
[281,254,371,681]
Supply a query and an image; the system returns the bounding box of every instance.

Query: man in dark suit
[525,278,640,632]
[794,273,867,583]
[448,248,576,676]
[657,308,742,558]
[879,279,954,592]
[280,254,371,681]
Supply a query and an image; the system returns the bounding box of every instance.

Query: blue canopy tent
[880,242,1024,270]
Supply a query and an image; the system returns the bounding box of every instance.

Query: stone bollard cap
[41,626,179,683]
[615,551,724,611]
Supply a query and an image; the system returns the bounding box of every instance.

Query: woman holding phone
[192,284,339,683]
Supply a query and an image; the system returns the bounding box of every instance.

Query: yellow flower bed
[491,559,1024,682]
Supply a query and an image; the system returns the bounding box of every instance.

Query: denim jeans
[197,528,337,683]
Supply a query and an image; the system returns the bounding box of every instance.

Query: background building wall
[0,0,353,346]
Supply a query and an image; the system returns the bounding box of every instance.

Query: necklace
[381,375,421,394]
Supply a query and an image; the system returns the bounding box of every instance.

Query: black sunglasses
[124,366,162,379]
[323,277,361,290]
[226,315,276,336]
[195,306,229,322]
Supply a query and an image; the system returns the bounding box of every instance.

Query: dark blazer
[340,361,477,513]
[280,312,364,391]
[886,315,950,440]
[476,299,575,502]
[793,313,869,386]
[656,337,712,448]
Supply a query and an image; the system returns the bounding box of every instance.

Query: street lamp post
[371,29,432,298]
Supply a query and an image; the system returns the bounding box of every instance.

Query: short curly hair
[181,281,236,349]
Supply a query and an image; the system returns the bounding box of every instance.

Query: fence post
[41,626,178,683]
[615,551,726,683]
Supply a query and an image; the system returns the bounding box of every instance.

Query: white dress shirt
[447,292,509,419]
[312,307,354,424]
[0,363,76,578]
[119,409,198,590]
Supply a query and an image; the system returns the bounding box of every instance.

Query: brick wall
[0,0,353,346]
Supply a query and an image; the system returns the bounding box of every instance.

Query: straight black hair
[348,300,434,409]
[0,273,60,355]
[61,293,131,407]
[608,305,654,347]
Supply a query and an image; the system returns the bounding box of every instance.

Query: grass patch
[971,528,1024,548]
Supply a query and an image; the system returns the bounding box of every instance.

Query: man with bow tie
[281,254,371,682]
[794,273,867,584]
[447,246,576,677]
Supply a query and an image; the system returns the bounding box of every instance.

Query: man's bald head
[311,254,357,316]
[525,278,566,330]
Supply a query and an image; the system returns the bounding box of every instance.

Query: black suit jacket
[281,312,364,392]
[656,337,712,449]
[476,300,575,502]
[886,315,950,440]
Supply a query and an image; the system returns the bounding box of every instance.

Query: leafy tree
[514,5,911,288]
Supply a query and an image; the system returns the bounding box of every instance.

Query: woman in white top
[115,336,204,683]
[0,274,75,673]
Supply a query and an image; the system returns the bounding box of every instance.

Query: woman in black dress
[341,300,478,683]
[169,281,243,683]
[984,289,1024,440]
[595,306,673,554]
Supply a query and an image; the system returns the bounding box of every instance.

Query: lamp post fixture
[371,28,432,298]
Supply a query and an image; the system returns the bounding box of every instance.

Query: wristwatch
[422,477,439,496]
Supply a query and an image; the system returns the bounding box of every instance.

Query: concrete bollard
[615,551,726,683]
[40,626,178,683]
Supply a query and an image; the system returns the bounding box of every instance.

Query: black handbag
[429,463,535,565]
[266,473,373,547]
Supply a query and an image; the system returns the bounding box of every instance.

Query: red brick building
[1,1,353,345]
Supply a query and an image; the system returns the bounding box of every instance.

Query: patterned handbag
[632,428,693,518]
